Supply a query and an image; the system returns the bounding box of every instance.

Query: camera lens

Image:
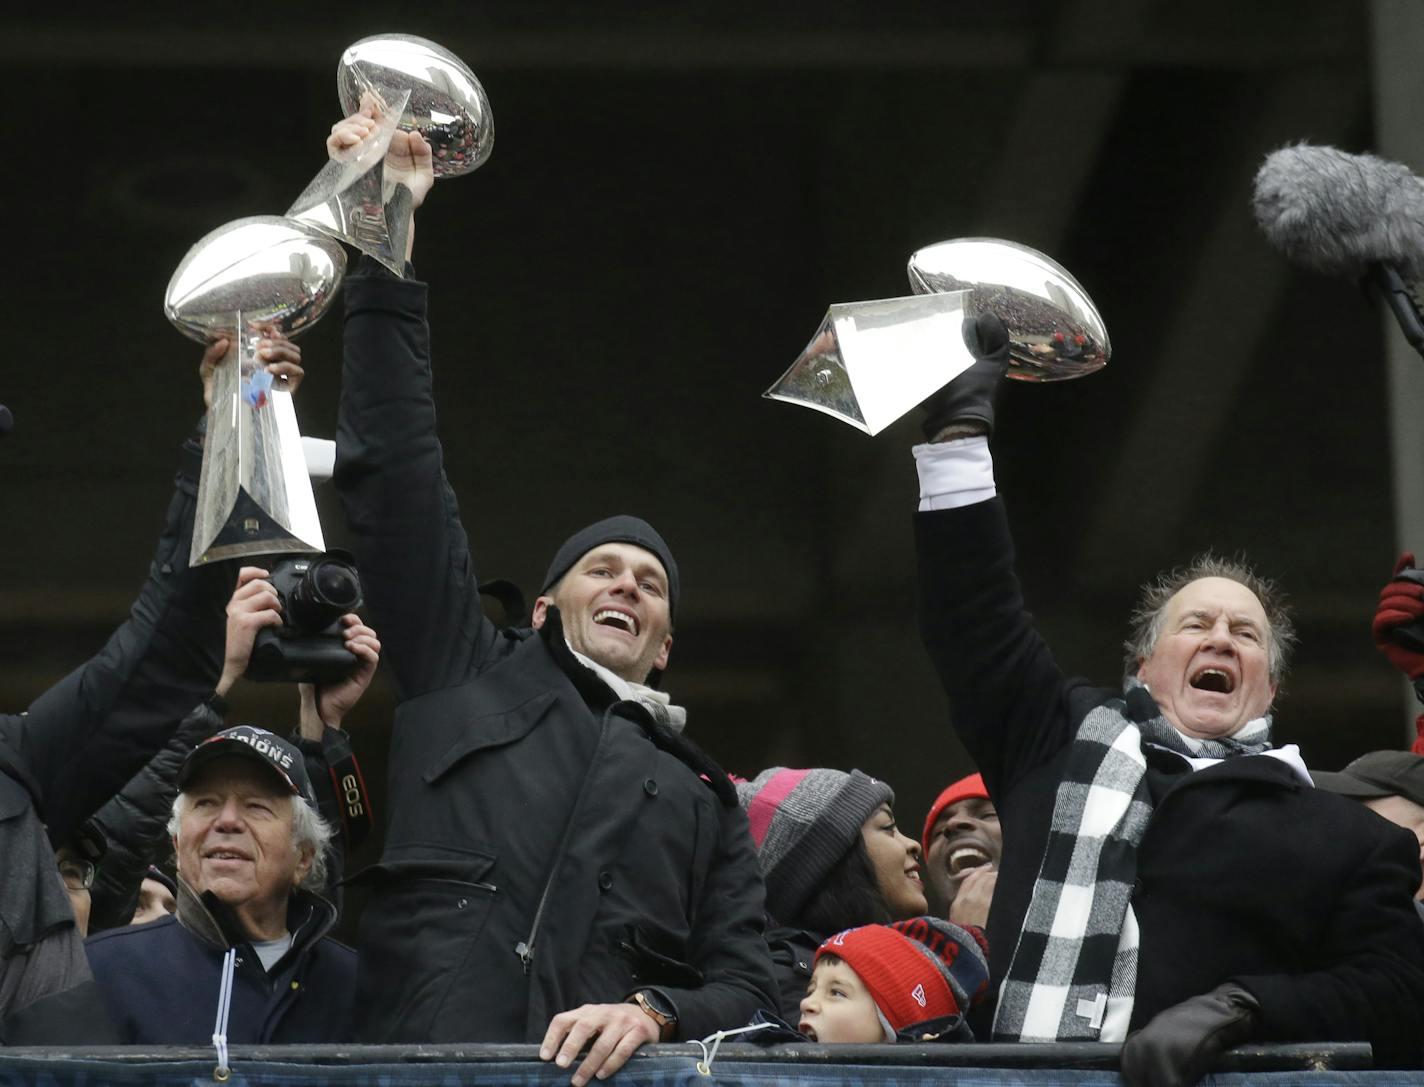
[288,555,364,630]
[312,561,362,610]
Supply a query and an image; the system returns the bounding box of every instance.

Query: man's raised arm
[0,383,238,846]
[332,99,498,699]
[913,315,1088,797]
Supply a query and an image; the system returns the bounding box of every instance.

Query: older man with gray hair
[913,315,1424,1085]
[81,722,355,1045]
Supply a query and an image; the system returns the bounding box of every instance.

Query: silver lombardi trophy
[165,216,346,565]
[288,34,494,275]
[765,238,1110,435]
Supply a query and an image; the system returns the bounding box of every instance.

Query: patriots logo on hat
[911,983,927,1008]
[832,931,847,946]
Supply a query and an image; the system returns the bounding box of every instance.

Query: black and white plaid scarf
[991,682,1273,1042]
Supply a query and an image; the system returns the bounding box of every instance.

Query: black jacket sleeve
[914,497,1085,798]
[333,263,500,700]
[83,697,227,931]
[0,428,230,847]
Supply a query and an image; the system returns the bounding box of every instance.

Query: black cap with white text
[177,725,313,802]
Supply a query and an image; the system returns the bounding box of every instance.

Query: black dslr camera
[246,551,364,683]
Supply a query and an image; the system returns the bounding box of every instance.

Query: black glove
[920,313,1011,442]
[1120,982,1262,1087]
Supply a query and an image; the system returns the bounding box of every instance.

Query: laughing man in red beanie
[921,773,1001,929]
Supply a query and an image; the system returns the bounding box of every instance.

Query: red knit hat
[815,917,990,1034]
[921,773,988,854]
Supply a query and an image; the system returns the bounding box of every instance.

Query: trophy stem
[190,315,326,565]
[287,89,414,276]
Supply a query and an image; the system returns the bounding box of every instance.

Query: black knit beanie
[736,767,895,925]
[541,515,679,622]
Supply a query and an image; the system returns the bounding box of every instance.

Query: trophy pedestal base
[192,488,323,566]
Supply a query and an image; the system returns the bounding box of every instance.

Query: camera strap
[320,728,374,848]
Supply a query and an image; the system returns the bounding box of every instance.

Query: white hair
[169,790,334,894]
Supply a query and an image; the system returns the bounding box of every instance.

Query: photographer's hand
[297,615,381,737]
[215,568,283,697]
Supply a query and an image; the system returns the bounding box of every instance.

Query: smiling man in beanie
[327,101,774,1086]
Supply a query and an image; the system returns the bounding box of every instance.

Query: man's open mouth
[1189,666,1235,694]
[594,609,639,637]
[799,1023,818,1041]
[948,846,991,875]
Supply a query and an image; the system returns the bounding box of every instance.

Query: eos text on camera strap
[320,727,373,848]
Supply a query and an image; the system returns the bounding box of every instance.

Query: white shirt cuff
[913,437,996,510]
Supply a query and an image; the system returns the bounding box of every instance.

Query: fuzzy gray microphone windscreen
[1252,143,1424,280]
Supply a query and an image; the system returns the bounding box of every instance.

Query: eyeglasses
[58,858,96,892]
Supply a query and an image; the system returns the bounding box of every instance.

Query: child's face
[798,958,884,1043]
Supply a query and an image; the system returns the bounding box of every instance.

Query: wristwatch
[630,989,677,1039]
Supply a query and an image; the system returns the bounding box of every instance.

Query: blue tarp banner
[0,1057,1418,1087]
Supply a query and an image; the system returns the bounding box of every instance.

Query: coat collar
[533,607,737,807]
[1157,747,1308,795]
[174,874,337,958]
[537,606,622,714]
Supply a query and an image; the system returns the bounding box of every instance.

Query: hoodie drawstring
[212,947,235,1081]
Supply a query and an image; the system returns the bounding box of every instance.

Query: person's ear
[294,845,314,886]
[531,595,554,630]
[653,634,673,673]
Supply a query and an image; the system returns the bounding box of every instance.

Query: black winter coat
[916,497,1424,1066]
[0,430,227,853]
[334,265,776,1044]
[84,881,354,1044]
[0,430,227,1021]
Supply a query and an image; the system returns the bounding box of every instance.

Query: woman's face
[860,804,927,919]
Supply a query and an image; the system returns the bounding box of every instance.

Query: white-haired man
[74,564,379,1046]
[912,315,1424,1085]
[82,723,354,1044]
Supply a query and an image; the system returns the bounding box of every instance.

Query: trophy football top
[164,216,346,343]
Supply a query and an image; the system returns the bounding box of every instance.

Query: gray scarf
[569,645,688,733]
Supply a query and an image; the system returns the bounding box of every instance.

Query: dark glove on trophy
[920,313,1011,442]
[1120,982,1261,1087]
